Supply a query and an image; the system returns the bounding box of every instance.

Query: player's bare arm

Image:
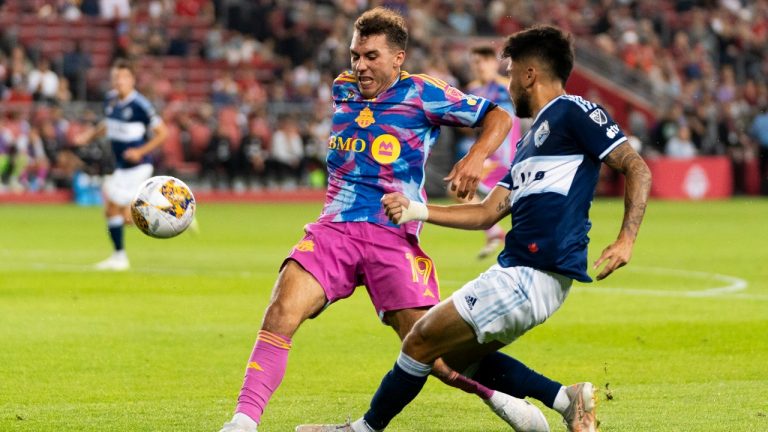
[382,186,511,230]
[445,106,512,200]
[72,122,106,146]
[594,141,652,280]
[123,121,168,163]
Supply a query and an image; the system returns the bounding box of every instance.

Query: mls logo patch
[534,120,550,148]
[589,109,607,125]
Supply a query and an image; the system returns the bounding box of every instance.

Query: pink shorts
[284,221,441,320]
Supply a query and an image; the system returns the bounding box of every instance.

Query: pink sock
[445,370,495,400]
[235,330,292,424]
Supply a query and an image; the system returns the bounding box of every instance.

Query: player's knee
[403,320,438,363]
[261,299,304,337]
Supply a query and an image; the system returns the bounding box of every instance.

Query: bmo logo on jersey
[327,133,402,165]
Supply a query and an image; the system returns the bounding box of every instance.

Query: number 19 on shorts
[405,253,433,285]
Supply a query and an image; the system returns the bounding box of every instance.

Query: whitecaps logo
[534,121,550,148]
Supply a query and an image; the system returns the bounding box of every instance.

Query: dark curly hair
[501,25,574,85]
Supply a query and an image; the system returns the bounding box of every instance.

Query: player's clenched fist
[381,193,429,225]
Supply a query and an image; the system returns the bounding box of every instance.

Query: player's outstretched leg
[219,261,328,432]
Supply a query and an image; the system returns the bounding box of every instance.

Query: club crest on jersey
[534,120,550,147]
[355,106,375,128]
[589,109,607,125]
[122,107,133,120]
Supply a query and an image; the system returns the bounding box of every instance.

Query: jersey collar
[531,94,565,124]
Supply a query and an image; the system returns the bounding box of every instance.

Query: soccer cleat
[485,391,550,432]
[296,418,371,432]
[219,412,258,432]
[562,382,598,432]
[94,254,130,271]
[477,235,504,259]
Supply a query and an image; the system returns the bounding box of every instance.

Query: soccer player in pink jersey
[453,46,524,259]
[220,8,566,432]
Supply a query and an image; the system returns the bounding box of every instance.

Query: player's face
[471,54,498,83]
[506,59,533,118]
[111,68,135,98]
[350,31,405,99]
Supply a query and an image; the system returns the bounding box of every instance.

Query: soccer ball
[131,176,196,239]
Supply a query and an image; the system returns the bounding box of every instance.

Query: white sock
[107,215,124,227]
[231,412,257,428]
[113,250,127,260]
[485,390,505,407]
[351,418,379,432]
[552,386,570,415]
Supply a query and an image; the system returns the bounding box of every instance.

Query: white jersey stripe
[106,118,147,142]
[508,155,584,206]
[599,136,628,160]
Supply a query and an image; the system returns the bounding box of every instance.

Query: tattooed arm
[593,142,652,280]
[381,186,512,230]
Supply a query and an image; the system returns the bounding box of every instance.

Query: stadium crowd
[1,0,767,194]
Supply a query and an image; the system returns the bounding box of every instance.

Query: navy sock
[107,219,124,252]
[364,359,429,430]
[472,352,562,408]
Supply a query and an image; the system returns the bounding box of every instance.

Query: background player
[74,59,168,271]
[309,24,652,432]
[454,46,522,259]
[219,7,561,432]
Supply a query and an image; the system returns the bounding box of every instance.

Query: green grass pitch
[1,198,767,431]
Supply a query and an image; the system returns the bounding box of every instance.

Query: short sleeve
[568,102,627,160]
[418,74,492,128]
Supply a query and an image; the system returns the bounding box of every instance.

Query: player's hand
[381,193,428,224]
[444,153,483,200]
[593,237,634,280]
[381,193,410,224]
[123,148,143,163]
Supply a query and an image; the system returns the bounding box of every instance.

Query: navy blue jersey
[103,90,161,168]
[497,95,627,282]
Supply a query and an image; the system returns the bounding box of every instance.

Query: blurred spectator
[750,107,768,194]
[27,58,59,103]
[237,117,269,190]
[56,77,73,104]
[268,115,303,188]
[665,125,697,159]
[16,127,50,191]
[167,27,192,57]
[100,0,130,20]
[201,127,235,189]
[211,72,239,106]
[61,41,92,100]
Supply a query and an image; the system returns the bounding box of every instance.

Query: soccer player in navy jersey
[74,60,168,271]
[219,8,581,432]
[314,25,652,432]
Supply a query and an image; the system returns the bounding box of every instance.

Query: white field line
[1,252,761,300]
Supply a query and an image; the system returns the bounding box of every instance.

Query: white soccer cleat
[94,253,130,271]
[562,382,598,432]
[485,391,550,432]
[219,412,258,432]
[296,418,371,432]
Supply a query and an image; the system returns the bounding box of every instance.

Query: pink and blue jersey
[465,77,521,193]
[318,70,494,238]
